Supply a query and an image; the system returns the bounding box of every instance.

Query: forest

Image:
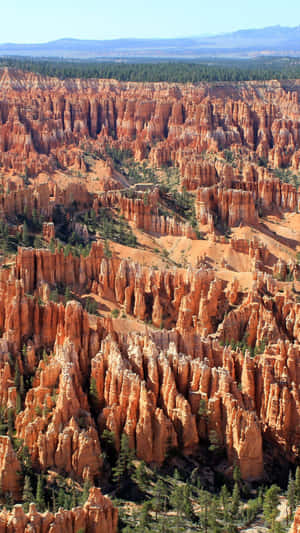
[2,56,300,82]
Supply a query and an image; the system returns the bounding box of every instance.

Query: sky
[2,0,300,43]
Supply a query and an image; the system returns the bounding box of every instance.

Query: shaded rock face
[0,436,21,500]
[0,487,118,533]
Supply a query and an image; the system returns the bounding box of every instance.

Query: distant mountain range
[1,25,300,59]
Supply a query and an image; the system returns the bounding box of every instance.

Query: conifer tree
[295,466,300,504]
[182,483,193,520]
[49,238,55,253]
[57,487,65,508]
[14,360,20,389]
[287,471,296,523]
[153,479,167,519]
[65,286,72,302]
[133,461,148,492]
[16,392,22,414]
[231,482,240,517]
[22,220,30,247]
[89,377,99,406]
[7,407,15,438]
[52,488,57,513]
[139,500,152,530]
[35,474,45,511]
[81,479,92,504]
[22,475,34,512]
[112,434,135,487]
[263,485,280,532]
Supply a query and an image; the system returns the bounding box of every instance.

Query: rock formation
[0,487,118,533]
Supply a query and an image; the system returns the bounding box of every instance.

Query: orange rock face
[0,245,298,483]
[0,69,299,512]
[292,508,300,533]
[0,436,21,499]
[0,487,118,533]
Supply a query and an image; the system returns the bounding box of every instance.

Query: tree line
[2,56,300,83]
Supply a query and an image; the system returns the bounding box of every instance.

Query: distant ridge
[1,26,300,58]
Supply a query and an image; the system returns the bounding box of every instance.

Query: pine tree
[231,482,240,519]
[33,236,42,249]
[295,466,300,504]
[22,475,34,512]
[170,485,184,533]
[233,465,241,483]
[57,487,65,508]
[139,500,152,529]
[22,220,30,247]
[49,238,55,253]
[21,344,28,369]
[52,488,57,513]
[287,471,296,523]
[153,479,167,519]
[134,461,148,493]
[64,492,71,509]
[14,360,20,389]
[112,434,135,487]
[208,496,220,532]
[220,484,230,528]
[70,485,77,509]
[101,429,117,465]
[89,377,99,406]
[263,485,280,532]
[16,392,22,414]
[35,474,45,511]
[182,483,193,520]
[7,407,15,437]
[20,374,25,398]
[199,490,211,533]
[81,479,91,504]
[65,286,72,302]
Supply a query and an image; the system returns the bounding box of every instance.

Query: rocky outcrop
[96,188,197,238]
[0,70,300,492]
[92,333,264,480]
[196,185,258,228]
[0,245,299,482]
[292,507,300,533]
[0,487,118,533]
[0,436,21,499]
[0,71,299,231]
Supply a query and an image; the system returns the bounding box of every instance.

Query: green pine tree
[263,485,280,532]
[295,466,300,504]
[65,286,72,302]
[35,474,45,511]
[57,487,65,508]
[231,482,240,517]
[112,434,135,487]
[89,377,99,406]
[22,220,30,247]
[287,472,296,523]
[49,238,56,253]
[81,479,91,504]
[14,360,20,389]
[22,475,34,512]
[7,408,15,437]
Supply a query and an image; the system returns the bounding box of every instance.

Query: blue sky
[2,0,300,43]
